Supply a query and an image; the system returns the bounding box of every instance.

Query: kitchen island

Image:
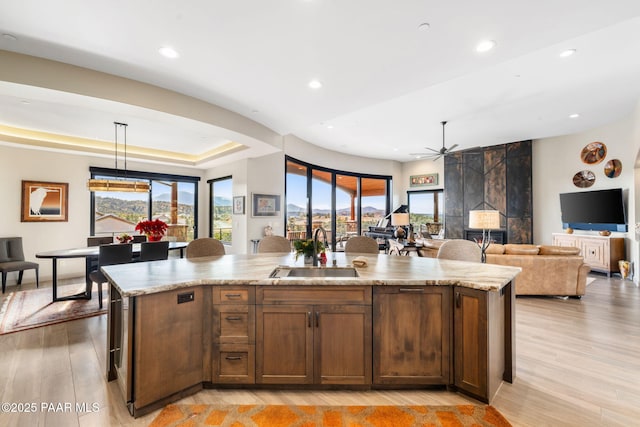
[103,252,520,417]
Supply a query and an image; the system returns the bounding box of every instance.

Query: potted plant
[135,219,168,241]
[293,239,324,264]
[115,233,133,244]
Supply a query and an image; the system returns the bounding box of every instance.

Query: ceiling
[1,1,640,167]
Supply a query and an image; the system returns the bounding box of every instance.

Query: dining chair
[436,239,481,262]
[186,238,226,259]
[257,235,291,253]
[139,241,170,261]
[89,243,133,308]
[344,236,380,254]
[0,237,39,293]
[87,236,113,246]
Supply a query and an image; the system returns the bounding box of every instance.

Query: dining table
[36,241,187,303]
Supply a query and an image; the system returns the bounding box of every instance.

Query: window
[90,167,199,241]
[210,176,233,243]
[408,190,444,236]
[285,156,391,251]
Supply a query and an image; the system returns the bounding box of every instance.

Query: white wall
[532,115,636,268]
[0,144,203,282]
[402,158,445,197]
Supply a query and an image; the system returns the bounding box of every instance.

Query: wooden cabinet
[134,287,204,410]
[552,233,625,276]
[256,286,372,385]
[453,286,507,403]
[212,286,255,384]
[373,286,451,385]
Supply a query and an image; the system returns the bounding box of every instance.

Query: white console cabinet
[552,233,626,277]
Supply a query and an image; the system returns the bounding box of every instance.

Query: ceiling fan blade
[424,146,441,153]
[446,143,459,152]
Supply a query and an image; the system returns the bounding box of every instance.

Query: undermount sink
[269,266,359,278]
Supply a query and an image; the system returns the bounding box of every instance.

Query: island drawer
[213,286,256,304]
[257,286,371,305]
[212,304,255,344]
[213,344,255,384]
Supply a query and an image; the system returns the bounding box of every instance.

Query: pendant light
[87,122,150,192]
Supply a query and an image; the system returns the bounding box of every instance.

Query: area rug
[149,403,512,427]
[0,283,106,335]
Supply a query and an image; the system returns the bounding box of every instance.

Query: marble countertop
[102,253,521,298]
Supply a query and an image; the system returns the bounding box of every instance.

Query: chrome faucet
[312,226,327,267]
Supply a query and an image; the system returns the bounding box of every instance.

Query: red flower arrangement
[135,219,168,241]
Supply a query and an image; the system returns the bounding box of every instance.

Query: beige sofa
[485,244,590,297]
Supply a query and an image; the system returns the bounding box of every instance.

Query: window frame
[208,175,233,243]
[285,155,392,251]
[89,166,200,238]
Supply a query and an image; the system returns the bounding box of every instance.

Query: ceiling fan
[410,121,459,161]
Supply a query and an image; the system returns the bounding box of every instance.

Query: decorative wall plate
[572,170,595,188]
[604,159,622,178]
[580,141,607,164]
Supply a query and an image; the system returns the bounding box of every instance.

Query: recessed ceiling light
[476,40,496,53]
[158,46,179,59]
[308,79,323,89]
[569,113,580,119]
[327,125,334,129]
[2,33,17,42]
[560,49,576,58]
[20,100,30,105]
[418,23,430,31]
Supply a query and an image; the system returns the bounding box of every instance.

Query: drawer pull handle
[225,316,242,321]
[308,312,312,328]
[316,311,320,328]
[225,356,242,361]
[225,293,242,298]
[455,291,461,308]
[399,288,424,293]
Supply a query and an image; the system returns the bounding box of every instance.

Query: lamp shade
[469,210,500,229]
[391,213,410,226]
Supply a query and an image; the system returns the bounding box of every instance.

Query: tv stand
[552,233,625,277]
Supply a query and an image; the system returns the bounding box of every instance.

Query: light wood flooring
[0,274,638,426]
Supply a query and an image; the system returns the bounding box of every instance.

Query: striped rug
[150,403,512,427]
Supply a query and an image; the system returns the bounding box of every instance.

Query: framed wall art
[580,141,607,165]
[233,196,245,214]
[410,173,438,187]
[604,159,622,178]
[21,180,69,222]
[252,193,281,217]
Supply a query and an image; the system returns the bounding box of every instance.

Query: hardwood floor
[1,275,638,426]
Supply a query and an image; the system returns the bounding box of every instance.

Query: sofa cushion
[504,244,539,255]
[538,245,580,256]
[485,244,505,254]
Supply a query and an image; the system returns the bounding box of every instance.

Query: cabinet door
[453,286,487,399]
[256,305,313,384]
[314,305,372,385]
[581,238,609,270]
[373,287,451,384]
[134,287,204,409]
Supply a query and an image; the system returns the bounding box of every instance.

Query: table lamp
[391,213,410,242]
[469,210,500,262]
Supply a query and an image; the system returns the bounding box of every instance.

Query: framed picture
[21,180,69,222]
[233,196,245,214]
[252,193,281,217]
[410,173,438,187]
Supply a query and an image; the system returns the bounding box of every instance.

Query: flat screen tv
[559,188,627,232]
